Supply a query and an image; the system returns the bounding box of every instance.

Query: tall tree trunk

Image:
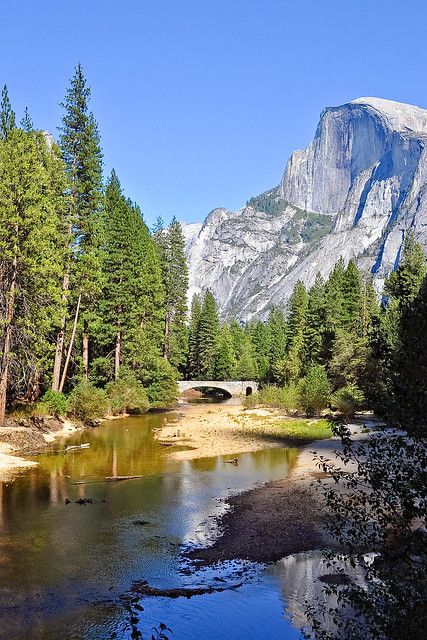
[82,319,89,380]
[114,330,121,380]
[59,294,81,393]
[0,233,18,425]
[52,271,69,391]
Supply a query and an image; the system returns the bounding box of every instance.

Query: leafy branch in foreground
[303,424,427,640]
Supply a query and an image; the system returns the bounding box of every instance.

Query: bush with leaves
[67,382,109,423]
[39,390,69,416]
[136,356,178,409]
[244,383,299,413]
[298,365,330,416]
[331,385,365,417]
[106,373,149,415]
[304,426,427,640]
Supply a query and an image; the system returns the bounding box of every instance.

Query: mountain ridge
[183,97,427,319]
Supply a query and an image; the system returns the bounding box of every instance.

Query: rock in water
[184,97,427,320]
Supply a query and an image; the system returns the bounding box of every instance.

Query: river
[0,403,316,639]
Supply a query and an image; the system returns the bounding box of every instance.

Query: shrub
[332,384,365,417]
[39,390,69,416]
[106,374,149,415]
[244,383,299,413]
[67,382,109,423]
[298,364,330,416]
[137,356,178,409]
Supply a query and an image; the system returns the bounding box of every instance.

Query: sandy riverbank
[154,401,296,460]
[0,416,78,481]
[188,435,346,564]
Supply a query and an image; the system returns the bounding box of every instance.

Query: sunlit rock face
[184,97,427,319]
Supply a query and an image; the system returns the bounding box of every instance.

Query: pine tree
[213,325,237,380]
[156,216,189,371]
[0,85,16,140]
[324,257,346,333]
[394,275,427,433]
[304,272,326,367]
[246,319,270,381]
[341,259,363,333]
[20,107,34,133]
[384,231,427,308]
[265,308,287,382]
[0,129,68,422]
[235,335,258,380]
[198,290,220,379]
[55,63,103,389]
[275,281,308,384]
[94,171,165,383]
[187,294,202,378]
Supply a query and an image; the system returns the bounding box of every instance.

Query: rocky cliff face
[184,98,427,319]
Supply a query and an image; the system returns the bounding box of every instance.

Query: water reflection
[0,412,302,639]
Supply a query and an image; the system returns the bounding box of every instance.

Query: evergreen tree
[394,275,427,433]
[246,319,270,381]
[265,308,287,382]
[213,325,237,380]
[156,216,189,371]
[384,231,427,307]
[304,272,326,367]
[341,259,363,334]
[0,85,16,140]
[324,257,346,334]
[234,335,258,380]
[198,290,220,379]
[187,294,202,378]
[20,107,34,133]
[277,281,308,383]
[55,63,103,389]
[0,129,68,422]
[95,171,165,383]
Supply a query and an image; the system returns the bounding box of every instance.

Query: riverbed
[0,404,319,639]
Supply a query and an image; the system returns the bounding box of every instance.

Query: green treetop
[198,290,220,379]
[0,85,16,140]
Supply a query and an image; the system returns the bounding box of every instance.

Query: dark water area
[0,409,308,640]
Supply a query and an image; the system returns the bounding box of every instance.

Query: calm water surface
[0,406,307,640]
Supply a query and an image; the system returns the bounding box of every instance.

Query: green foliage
[187,294,202,378]
[155,216,189,371]
[40,390,69,416]
[0,128,68,411]
[331,384,365,417]
[384,231,427,307]
[106,373,149,415]
[95,171,164,380]
[197,290,220,379]
[0,84,16,139]
[298,364,330,416]
[303,272,326,367]
[306,427,427,640]
[213,325,237,379]
[67,382,109,422]
[244,383,300,413]
[59,63,104,379]
[137,356,178,409]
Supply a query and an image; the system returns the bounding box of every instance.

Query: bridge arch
[177,380,258,398]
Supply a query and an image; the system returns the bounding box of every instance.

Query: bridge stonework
[177,380,258,397]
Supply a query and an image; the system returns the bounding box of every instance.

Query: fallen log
[104,475,145,482]
[130,579,243,599]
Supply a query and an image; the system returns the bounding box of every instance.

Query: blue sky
[1,0,426,226]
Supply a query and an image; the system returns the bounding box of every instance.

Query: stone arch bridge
[178,380,258,397]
